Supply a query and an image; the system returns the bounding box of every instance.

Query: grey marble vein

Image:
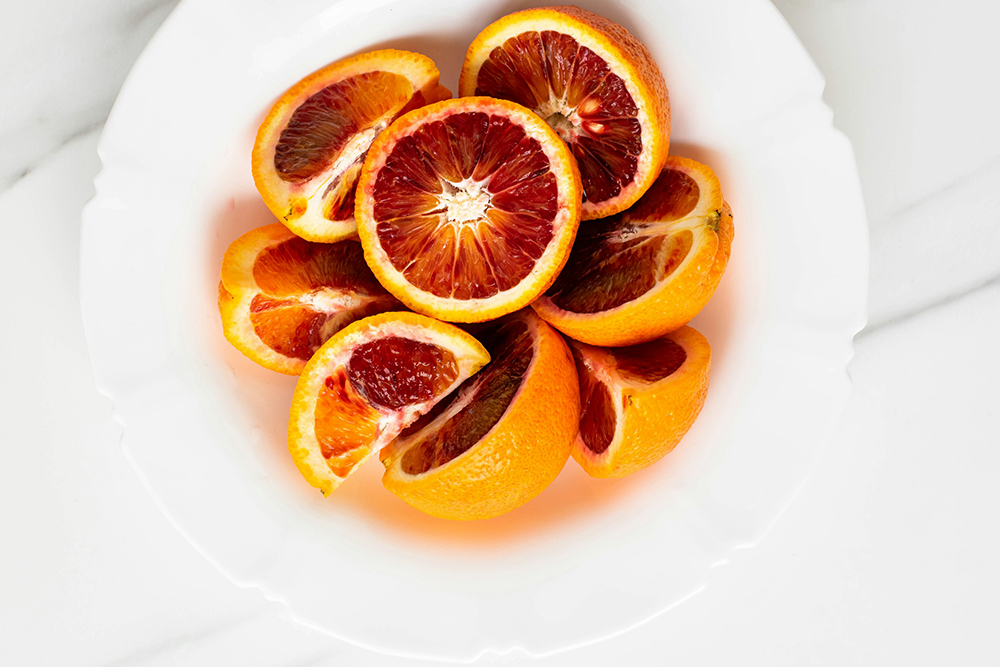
[771,0,1000,227]
[101,611,266,667]
[0,0,179,193]
[866,155,1000,331]
[3,119,104,189]
[860,271,1000,340]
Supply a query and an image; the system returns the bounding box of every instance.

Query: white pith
[538,95,579,141]
[294,121,386,226]
[311,291,397,341]
[303,288,374,314]
[438,178,492,224]
[231,286,397,367]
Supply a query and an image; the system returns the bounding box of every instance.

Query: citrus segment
[218,223,401,374]
[397,319,533,474]
[356,97,582,323]
[570,326,710,478]
[577,368,615,454]
[532,155,733,347]
[611,337,687,382]
[347,336,457,409]
[288,312,489,495]
[381,310,579,520]
[253,50,450,242]
[460,6,670,219]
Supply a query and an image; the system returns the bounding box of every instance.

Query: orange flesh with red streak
[248,236,398,361]
[315,370,381,460]
[474,31,641,205]
[546,167,700,313]
[313,337,459,477]
[400,318,534,474]
[372,110,558,299]
[575,337,688,454]
[274,71,425,221]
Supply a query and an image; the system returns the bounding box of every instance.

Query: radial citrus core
[545,168,700,313]
[247,235,395,362]
[372,111,559,299]
[473,31,641,205]
[274,70,423,222]
[400,318,533,474]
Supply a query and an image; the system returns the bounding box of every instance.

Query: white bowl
[80,0,868,660]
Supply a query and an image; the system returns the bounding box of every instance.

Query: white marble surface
[1,0,999,664]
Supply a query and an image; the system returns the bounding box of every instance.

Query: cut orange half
[381,309,579,520]
[355,96,582,323]
[287,312,489,496]
[252,49,450,242]
[570,326,710,479]
[460,6,670,219]
[532,156,733,347]
[218,223,402,374]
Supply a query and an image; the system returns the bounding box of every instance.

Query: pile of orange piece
[218,6,733,520]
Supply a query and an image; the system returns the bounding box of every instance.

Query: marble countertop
[2,0,998,664]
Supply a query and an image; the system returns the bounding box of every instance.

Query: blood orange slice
[570,326,710,479]
[460,6,670,219]
[355,97,582,323]
[288,312,489,495]
[381,309,578,520]
[252,50,450,242]
[219,223,402,374]
[533,156,733,347]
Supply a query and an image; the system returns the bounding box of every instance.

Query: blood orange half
[533,156,733,347]
[570,326,710,479]
[460,6,670,219]
[288,312,489,495]
[355,97,582,323]
[381,309,578,520]
[252,50,450,242]
[219,223,401,374]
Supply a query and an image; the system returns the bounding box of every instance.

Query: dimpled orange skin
[532,156,734,347]
[381,312,580,520]
[571,326,710,479]
[252,49,450,242]
[355,97,582,323]
[459,5,670,220]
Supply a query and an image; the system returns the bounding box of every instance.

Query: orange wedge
[287,312,489,495]
[252,49,450,242]
[381,309,579,520]
[533,156,733,347]
[355,96,582,323]
[460,5,670,219]
[218,223,401,374]
[569,326,710,478]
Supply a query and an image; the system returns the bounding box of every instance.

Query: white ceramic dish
[80,0,867,660]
